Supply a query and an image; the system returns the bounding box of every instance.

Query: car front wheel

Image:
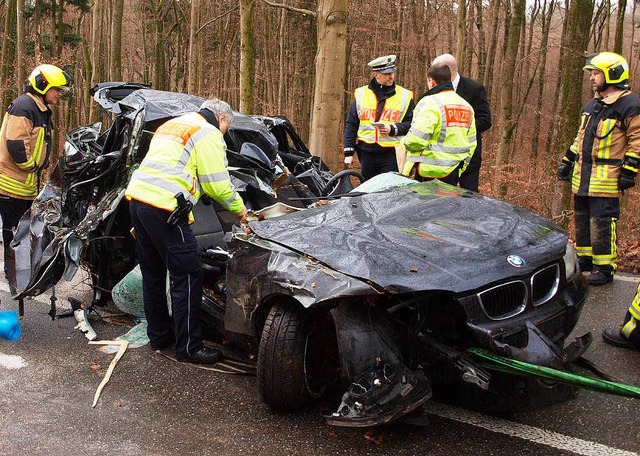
[257,300,311,411]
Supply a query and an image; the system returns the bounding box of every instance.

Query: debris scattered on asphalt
[99,322,150,354]
[89,340,129,407]
[0,353,27,370]
[363,429,385,445]
[156,350,256,376]
[74,306,97,341]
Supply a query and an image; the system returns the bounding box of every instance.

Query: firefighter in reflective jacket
[0,64,71,294]
[402,63,476,184]
[125,98,246,365]
[603,283,640,350]
[557,52,640,286]
[343,54,415,180]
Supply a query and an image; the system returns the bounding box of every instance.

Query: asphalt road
[1,269,639,456]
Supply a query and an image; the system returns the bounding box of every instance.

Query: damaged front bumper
[325,360,432,427]
[323,307,599,427]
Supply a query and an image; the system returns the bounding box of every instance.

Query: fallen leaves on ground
[364,429,385,446]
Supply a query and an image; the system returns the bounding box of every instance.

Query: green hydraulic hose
[468,347,640,399]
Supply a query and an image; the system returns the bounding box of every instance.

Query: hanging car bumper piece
[469,322,640,399]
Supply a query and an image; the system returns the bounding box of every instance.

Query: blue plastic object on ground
[0,310,22,341]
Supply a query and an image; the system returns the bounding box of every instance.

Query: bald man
[431,54,492,192]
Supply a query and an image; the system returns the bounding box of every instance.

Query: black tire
[257,300,311,411]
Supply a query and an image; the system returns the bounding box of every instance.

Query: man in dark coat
[432,54,492,192]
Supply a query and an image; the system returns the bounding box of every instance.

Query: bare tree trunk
[89,0,105,122]
[309,0,348,172]
[34,0,42,63]
[153,3,166,90]
[604,0,611,47]
[456,0,468,73]
[531,0,554,169]
[614,0,627,53]
[240,0,255,113]
[110,0,124,80]
[82,34,93,121]
[1,0,17,111]
[630,0,639,85]
[277,8,285,113]
[524,0,540,89]
[16,0,25,94]
[483,0,501,97]
[56,0,65,55]
[551,0,595,224]
[475,0,486,81]
[187,0,200,93]
[495,0,526,197]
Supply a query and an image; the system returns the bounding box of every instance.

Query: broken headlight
[563,243,578,280]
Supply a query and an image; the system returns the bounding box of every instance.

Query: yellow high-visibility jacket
[0,93,52,199]
[355,85,413,147]
[125,112,245,220]
[402,88,477,179]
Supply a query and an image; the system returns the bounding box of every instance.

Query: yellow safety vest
[355,85,412,148]
[125,112,245,220]
[402,90,477,179]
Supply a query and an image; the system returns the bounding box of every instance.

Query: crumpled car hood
[247,180,567,294]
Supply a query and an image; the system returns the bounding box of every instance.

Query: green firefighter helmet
[583,52,630,88]
[28,64,72,95]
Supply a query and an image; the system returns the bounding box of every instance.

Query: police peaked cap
[368,55,397,73]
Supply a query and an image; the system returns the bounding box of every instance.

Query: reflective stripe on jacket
[355,85,412,147]
[570,89,640,198]
[0,93,52,199]
[402,89,477,179]
[125,112,245,219]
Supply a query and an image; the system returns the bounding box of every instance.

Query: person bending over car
[125,98,247,365]
[0,64,71,294]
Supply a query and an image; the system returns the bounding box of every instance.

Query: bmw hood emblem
[507,255,525,267]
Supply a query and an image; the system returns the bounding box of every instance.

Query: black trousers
[356,146,398,181]
[0,195,33,293]
[129,199,204,357]
[459,146,481,191]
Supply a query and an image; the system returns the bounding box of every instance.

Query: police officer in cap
[343,55,415,180]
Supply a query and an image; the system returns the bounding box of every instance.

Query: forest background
[0,0,638,271]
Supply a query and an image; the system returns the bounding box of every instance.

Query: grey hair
[200,98,234,121]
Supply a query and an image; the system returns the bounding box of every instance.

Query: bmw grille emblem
[507,255,525,268]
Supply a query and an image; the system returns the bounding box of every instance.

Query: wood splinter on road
[88,340,129,408]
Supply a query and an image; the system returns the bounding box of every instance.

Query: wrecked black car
[13,83,590,427]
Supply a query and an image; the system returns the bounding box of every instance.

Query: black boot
[602,327,635,349]
[176,346,224,364]
[586,269,613,286]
